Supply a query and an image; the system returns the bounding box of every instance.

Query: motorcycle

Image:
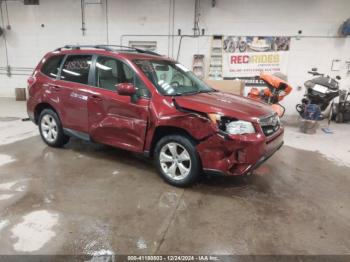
[296,68,340,120]
[248,72,293,117]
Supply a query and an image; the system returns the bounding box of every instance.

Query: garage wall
[0,0,349,115]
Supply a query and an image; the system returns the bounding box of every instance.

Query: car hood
[175,91,274,122]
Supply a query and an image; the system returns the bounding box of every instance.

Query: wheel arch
[149,125,198,157]
[34,102,59,124]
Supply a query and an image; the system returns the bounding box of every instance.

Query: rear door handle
[50,84,61,91]
[91,94,103,101]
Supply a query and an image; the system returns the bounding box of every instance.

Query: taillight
[27,76,36,88]
[27,76,35,85]
[27,76,36,97]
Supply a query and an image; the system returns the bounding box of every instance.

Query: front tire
[39,109,70,147]
[154,135,202,187]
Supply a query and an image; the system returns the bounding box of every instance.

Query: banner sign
[222,36,291,79]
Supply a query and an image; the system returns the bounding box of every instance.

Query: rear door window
[60,55,92,85]
[41,55,64,79]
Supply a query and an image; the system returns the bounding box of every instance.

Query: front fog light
[226,120,255,135]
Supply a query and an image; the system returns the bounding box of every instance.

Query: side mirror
[336,76,341,80]
[116,83,136,96]
[311,68,318,72]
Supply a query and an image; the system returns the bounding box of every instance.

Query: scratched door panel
[88,87,149,153]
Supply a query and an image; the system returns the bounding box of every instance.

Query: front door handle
[91,94,103,101]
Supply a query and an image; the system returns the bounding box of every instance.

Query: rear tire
[336,112,344,123]
[154,135,202,187]
[39,109,70,147]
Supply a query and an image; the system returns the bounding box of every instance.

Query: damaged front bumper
[196,126,284,176]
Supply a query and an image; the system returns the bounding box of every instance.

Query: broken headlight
[208,113,255,135]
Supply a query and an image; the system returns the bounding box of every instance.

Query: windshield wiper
[172,89,215,96]
[172,91,199,96]
[197,89,216,94]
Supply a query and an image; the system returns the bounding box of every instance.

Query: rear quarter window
[41,55,64,79]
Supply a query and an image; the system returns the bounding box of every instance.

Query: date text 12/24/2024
[127,255,220,261]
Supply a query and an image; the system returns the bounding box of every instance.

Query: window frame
[92,55,151,99]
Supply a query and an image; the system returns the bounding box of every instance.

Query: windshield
[133,59,215,96]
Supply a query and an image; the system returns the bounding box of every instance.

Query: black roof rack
[54,44,162,56]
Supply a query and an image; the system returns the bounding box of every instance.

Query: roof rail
[134,48,162,56]
[98,45,162,56]
[54,44,162,56]
[54,45,114,52]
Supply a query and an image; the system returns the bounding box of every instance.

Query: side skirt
[63,128,90,141]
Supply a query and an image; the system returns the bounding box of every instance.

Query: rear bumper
[27,97,36,123]
[197,127,284,176]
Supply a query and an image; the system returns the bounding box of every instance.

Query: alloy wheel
[40,114,58,143]
[159,142,192,180]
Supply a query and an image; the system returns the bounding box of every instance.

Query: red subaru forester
[27,45,284,187]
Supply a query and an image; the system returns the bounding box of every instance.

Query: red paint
[27,48,284,176]
[117,83,136,96]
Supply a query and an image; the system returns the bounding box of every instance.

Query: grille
[259,113,280,136]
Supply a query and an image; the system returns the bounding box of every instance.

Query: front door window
[95,56,150,98]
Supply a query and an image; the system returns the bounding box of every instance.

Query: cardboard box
[205,80,244,95]
[15,88,26,101]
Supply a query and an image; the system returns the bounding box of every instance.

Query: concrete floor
[0,98,350,255]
